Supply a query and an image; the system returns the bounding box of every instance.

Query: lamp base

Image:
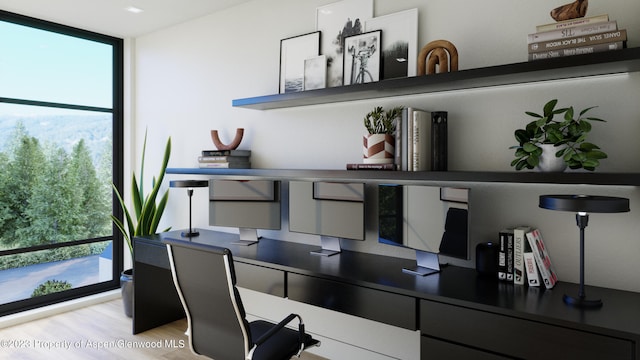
[181,230,200,237]
[563,294,602,308]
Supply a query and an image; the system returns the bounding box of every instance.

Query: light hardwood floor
[0,298,325,359]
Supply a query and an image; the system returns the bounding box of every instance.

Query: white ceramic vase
[536,143,567,172]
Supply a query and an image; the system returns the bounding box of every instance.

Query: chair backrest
[164,238,251,360]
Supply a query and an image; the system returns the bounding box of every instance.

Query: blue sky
[0,20,113,112]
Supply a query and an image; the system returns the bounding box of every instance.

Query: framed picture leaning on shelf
[343,30,381,85]
[315,0,373,87]
[304,55,327,90]
[279,31,321,93]
[365,8,418,80]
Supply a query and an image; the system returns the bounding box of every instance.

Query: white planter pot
[363,134,395,164]
[537,144,567,172]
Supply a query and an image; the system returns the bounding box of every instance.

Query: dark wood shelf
[232,47,640,110]
[166,168,640,186]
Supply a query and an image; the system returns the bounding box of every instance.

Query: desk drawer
[288,273,416,330]
[235,262,285,297]
[421,336,511,360]
[420,300,633,360]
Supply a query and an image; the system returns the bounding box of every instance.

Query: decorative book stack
[495,226,558,290]
[198,149,251,168]
[395,108,448,171]
[527,14,627,61]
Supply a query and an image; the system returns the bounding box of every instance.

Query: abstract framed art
[365,8,418,80]
[343,30,381,85]
[304,55,327,90]
[279,31,321,93]
[315,0,373,87]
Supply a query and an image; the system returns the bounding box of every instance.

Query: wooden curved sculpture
[211,128,244,150]
[550,0,588,22]
[417,40,459,76]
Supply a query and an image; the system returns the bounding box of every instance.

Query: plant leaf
[584,116,606,122]
[579,120,592,132]
[536,117,550,128]
[587,150,608,159]
[582,159,600,168]
[579,142,599,151]
[543,99,558,116]
[149,190,170,234]
[514,129,530,144]
[138,129,148,206]
[579,106,598,116]
[564,106,574,121]
[522,142,539,153]
[111,183,134,252]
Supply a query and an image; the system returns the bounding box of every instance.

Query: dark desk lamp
[539,194,629,308]
[170,180,209,237]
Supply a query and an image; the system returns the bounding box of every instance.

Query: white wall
[132,0,640,293]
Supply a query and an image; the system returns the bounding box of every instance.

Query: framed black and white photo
[365,8,418,80]
[304,55,326,90]
[315,0,373,87]
[279,31,321,93]
[343,30,381,85]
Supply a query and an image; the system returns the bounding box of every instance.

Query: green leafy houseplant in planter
[111,130,171,317]
[363,106,403,164]
[510,99,607,172]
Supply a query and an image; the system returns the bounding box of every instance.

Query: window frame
[0,9,124,316]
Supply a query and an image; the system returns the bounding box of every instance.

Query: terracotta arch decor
[417,40,459,76]
[211,128,244,150]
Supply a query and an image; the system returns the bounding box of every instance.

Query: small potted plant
[363,105,403,164]
[510,99,607,172]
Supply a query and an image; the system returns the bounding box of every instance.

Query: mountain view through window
[0,12,123,313]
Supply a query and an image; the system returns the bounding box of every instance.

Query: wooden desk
[134,230,640,359]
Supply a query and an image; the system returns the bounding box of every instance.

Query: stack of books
[396,108,448,171]
[497,226,558,290]
[198,149,251,168]
[527,14,627,61]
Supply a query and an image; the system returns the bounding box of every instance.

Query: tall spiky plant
[111,130,171,255]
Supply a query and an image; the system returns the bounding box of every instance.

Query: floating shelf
[166,168,640,186]
[232,48,640,110]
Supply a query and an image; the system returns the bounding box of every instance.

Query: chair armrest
[254,313,304,347]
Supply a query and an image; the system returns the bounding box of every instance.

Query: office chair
[163,237,320,360]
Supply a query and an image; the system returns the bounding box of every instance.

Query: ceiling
[0,0,254,38]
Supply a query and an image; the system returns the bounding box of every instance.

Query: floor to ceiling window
[0,10,123,315]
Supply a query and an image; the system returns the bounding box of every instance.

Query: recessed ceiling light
[125,6,144,14]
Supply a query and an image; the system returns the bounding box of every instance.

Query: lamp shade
[539,195,629,213]
[170,180,209,188]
